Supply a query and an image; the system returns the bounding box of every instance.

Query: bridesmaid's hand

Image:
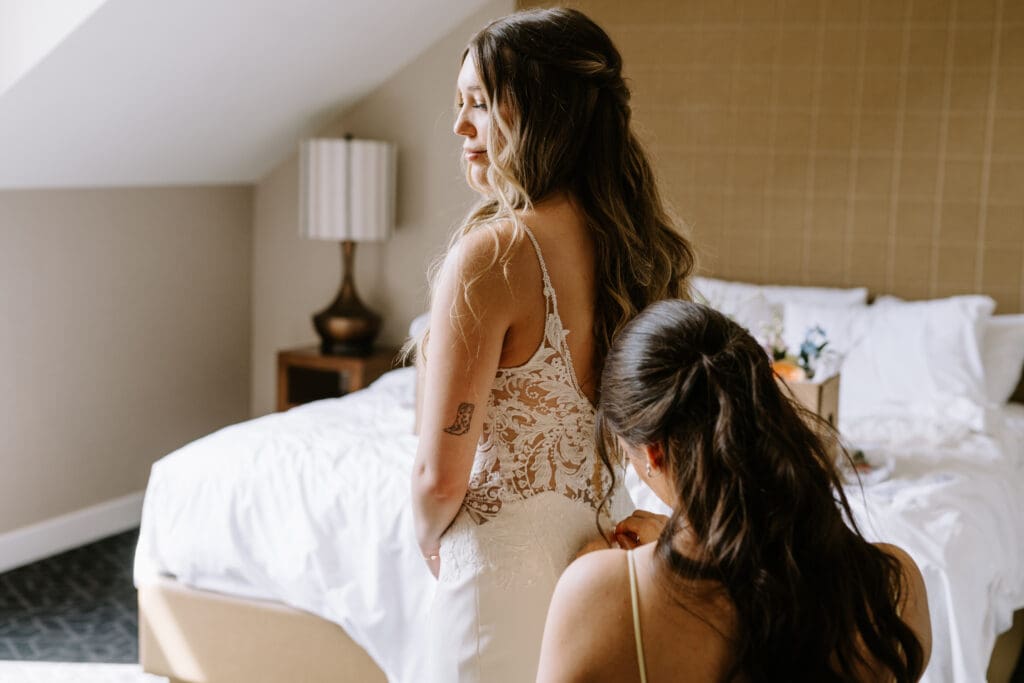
[614,510,669,549]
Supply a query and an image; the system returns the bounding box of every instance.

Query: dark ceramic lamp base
[313,241,381,356]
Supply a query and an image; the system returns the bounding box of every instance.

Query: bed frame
[139,577,1023,682]
[138,577,386,682]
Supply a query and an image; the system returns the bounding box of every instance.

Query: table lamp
[299,136,397,355]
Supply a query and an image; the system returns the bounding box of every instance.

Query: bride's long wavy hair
[596,300,925,682]
[415,8,694,374]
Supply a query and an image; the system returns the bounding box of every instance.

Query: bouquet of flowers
[765,321,833,382]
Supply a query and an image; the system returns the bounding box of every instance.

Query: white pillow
[692,276,868,339]
[781,302,872,357]
[982,315,1024,404]
[784,296,995,431]
[408,312,430,339]
[876,298,1024,406]
[693,276,869,307]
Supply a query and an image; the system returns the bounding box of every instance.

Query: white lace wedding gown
[427,226,632,682]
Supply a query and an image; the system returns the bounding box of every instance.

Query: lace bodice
[460,226,611,525]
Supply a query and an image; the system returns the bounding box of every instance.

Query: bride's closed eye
[456,99,487,111]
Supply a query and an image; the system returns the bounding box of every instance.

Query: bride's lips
[464,148,487,162]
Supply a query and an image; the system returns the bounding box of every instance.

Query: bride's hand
[614,510,669,549]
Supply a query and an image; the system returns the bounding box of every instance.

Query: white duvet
[135,368,434,683]
[846,408,1024,682]
[135,368,1024,683]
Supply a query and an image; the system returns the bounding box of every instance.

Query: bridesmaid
[537,300,931,682]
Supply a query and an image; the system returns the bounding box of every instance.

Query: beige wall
[0,186,252,534]
[525,0,1024,313]
[249,0,514,417]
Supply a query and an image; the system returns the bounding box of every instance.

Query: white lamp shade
[300,138,397,242]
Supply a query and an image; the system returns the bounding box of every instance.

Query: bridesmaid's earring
[645,462,654,477]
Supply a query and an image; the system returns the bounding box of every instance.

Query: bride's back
[496,197,598,401]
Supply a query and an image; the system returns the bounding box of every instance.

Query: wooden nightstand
[276,346,399,411]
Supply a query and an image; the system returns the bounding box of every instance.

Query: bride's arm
[411,229,512,577]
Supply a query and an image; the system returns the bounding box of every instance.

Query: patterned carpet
[0,529,139,663]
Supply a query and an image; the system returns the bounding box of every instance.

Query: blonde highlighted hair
[414,7,696,381]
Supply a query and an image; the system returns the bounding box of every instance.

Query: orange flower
[772,359,807,383]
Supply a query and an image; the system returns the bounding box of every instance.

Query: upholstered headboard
[568,0,1024,318]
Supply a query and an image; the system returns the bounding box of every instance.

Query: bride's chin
[467,166,492,195]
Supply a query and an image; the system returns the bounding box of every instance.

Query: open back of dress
[429,225,632,683]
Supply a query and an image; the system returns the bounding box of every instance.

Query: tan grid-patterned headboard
[522,0,1024,314]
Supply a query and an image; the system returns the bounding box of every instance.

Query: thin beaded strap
[519,224,557,316]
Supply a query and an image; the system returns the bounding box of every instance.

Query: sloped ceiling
[0,0,494,189]
[0,0,108,97]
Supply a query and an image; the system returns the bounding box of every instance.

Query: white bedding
[849,406,1024,682]
[134,367,434,683]
[135,368,1024,683]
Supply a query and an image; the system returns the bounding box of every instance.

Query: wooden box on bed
[777,373,840,427]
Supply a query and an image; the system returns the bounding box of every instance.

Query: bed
[135,282,1024,683]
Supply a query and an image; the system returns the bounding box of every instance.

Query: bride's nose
[454,109,475,138]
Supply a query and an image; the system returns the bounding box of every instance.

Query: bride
[410,8,696,681]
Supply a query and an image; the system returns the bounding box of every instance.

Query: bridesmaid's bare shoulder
[537,548,634,683]
[875,543,932,670]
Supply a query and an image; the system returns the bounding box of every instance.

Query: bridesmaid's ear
[644,442,666,474]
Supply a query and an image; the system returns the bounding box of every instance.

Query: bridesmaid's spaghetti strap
[628,549,649,683]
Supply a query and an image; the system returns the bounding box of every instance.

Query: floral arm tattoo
[443,402,475,436]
